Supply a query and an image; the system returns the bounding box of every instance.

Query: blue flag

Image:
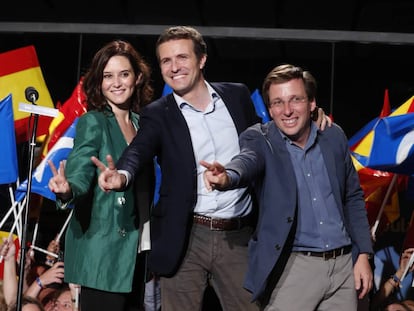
[0,94,18,184]
[250,89,270,123]
[348,117,379,150]
[366,113,414,175]
[162,84,173,96]
[15,118,78,202]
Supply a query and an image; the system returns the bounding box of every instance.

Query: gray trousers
[160,223,258,311]
[263,252,357,311]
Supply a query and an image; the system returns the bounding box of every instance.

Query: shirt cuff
[118,170,131,187]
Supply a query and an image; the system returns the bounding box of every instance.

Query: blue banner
[0,94,18,184]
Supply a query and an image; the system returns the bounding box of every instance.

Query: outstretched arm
[2,237,17,306]
[91,154,127,192]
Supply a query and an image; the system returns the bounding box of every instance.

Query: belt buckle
[210,217,220,231]
[324,248,340,260]
[323,250,333,260]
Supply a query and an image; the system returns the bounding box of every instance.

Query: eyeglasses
[53,299,73,310]
[269,96,307,108]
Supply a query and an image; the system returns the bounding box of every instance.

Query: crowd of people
[0,234,78,311]
[0,25,412,311]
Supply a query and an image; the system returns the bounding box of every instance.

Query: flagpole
[329,42,335,116]
[0,210,23,263]
[57,209,73,242]
[0,200,19,230]
[371,174,398,241]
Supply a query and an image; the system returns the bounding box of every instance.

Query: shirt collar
[173,81,220,110]
[279,121,318,150]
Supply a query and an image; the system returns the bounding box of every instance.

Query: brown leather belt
[300,245,352,260]
[193,214,250,231]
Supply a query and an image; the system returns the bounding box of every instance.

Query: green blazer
[58,108,153,293]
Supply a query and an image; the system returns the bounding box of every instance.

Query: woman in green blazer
[48,40,154,311]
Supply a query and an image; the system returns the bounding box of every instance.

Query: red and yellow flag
[41,78,87,158]
[0,46,54,143]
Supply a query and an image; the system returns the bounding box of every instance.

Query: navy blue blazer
[116,82,260,276]
[225,121,373,301]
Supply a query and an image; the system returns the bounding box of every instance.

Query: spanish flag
[0,46,54,143]
[350,92,414,237]
[41,78,87,158]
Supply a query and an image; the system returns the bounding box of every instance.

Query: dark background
[1,1,414,309]
[1,0,414,138]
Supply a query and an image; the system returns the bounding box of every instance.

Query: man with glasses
[201,64,373,310]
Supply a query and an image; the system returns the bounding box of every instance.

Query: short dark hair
[262,64,317,107]
[156,26,207,62]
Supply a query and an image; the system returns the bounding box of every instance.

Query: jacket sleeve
[333,124,373,255]
[225,124,266,188]
[64,113,103,202]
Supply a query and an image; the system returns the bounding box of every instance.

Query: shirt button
[117,197,126,205]
[118,228,126,237]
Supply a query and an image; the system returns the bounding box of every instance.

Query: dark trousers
[160,223,258,311]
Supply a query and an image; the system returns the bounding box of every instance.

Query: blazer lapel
[266,123,298,188]
[163,94,197,162]
[212,84,248,135]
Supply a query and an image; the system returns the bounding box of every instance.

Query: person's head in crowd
[48,286,72,311]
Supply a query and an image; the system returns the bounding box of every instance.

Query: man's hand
[314,107,333,131]
[45,235,60,267]
[200,160,229,191]
[39,261,65,287]
[399,248,414,274]
[0,237,15,263]
[91,155,125,192]
[354,253,373,299]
